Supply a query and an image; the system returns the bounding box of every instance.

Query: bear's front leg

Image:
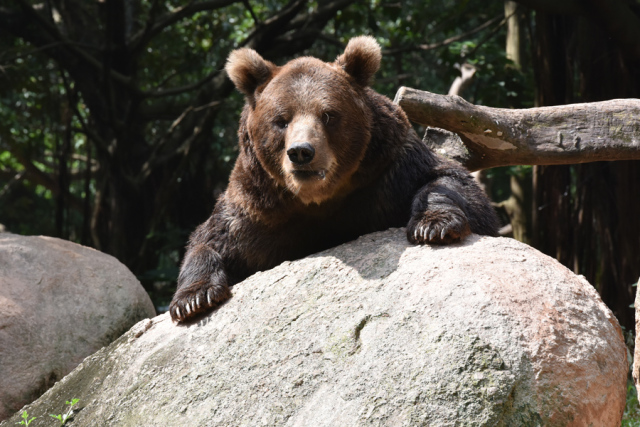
[406,182,472,245]
[169,244,232,322]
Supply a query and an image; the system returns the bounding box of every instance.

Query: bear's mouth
[291,169,327,181]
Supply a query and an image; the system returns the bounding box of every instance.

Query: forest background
[1,0,638,362]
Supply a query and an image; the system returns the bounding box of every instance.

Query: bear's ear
[335,36,382,87]
[225,48,276,99]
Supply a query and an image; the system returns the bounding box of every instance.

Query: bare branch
[140,100,221,179]
[5,142,58,193]
[395,87,640,171]
[464,14,510,58]
[245,0,357,56]
[0,40,101,64]
[130,0,163,55]
[130,0,241,53]
[383,15,503,55]
[23,155,100,178]
[58,69,110,158]
[43,150,99,166]
[4,0,134,89]
[241,0,307,50]
[140,69,222,98]
[243,0,261,26]
[448,63,477,96]
[3,142,83,210]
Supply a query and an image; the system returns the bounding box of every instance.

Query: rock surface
[0,234,156,420]
[1,230,626,426]
[634,281,640,394]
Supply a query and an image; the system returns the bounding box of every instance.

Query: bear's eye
[323,112,334,125]
[274,117,288,129]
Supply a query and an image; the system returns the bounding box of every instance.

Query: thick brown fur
[169,36,500,322]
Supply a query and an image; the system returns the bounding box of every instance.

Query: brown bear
[169,36,499,322]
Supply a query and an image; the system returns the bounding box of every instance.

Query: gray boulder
[633,278,640,397]
[0,234,156,420]
[1,230,626,426]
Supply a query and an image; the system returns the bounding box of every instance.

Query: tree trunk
[505,1,522,68]
[497,171,532,244]
[502,0,531,243]
[531,10,640,330]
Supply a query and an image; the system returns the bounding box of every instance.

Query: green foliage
[49,398,79,426]
[15,410,36,426]
[317,0,516,100]
[624,381,640,426]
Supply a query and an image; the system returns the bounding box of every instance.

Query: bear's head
[226,36,382,205]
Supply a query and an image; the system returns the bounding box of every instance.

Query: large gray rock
[1,230,626,426]
[0,234,156,420]
[633,280,640,396]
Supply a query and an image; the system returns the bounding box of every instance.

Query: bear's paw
[169,281,231,322]
[406,208,471,245]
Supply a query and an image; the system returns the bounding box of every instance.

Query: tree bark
[394,87,640,171]
[447,64,476,97]
[496,172,531,243]
[497,1,532,244]
[505,1,522,68]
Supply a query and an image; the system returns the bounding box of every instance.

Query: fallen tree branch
[394,87,640,171]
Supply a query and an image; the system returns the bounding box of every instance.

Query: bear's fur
[169,36,499,322]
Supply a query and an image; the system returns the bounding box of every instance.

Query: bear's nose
[287,142,315,165]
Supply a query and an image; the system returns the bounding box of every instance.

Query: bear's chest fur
[217,138,439,277]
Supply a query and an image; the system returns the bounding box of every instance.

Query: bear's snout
[287,142,315,165]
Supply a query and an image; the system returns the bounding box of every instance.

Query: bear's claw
[169,282,231,323]
[407,209,471,245]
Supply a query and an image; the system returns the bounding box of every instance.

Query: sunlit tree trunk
[502,0,532,243]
